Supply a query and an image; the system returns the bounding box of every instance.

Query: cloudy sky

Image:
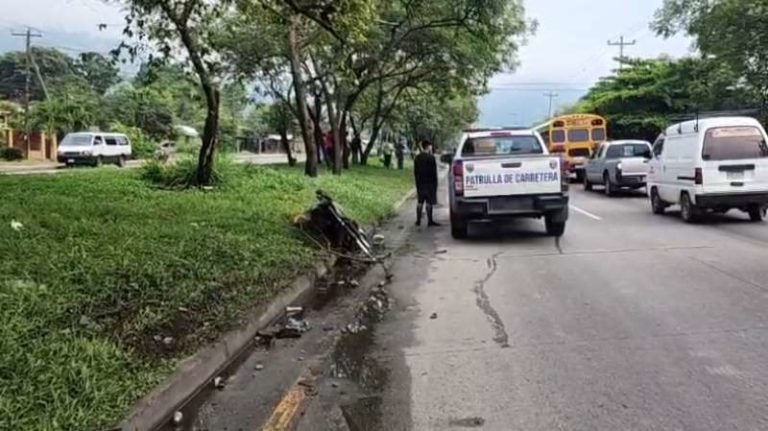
[0,0,692,125]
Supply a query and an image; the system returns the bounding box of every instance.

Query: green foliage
[653,0,768,94]
[74,52,121,95]
[28,79,101,136]
[0,164,412,429]
[0,147,23,161]
[573,57,757,141]
[110,122,156,159]
[140,154,235,188]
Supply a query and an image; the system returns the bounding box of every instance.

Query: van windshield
[461,135,543,157]
[60,134,93,147]
[703,127,768,161]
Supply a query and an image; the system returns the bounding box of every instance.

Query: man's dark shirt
[414,152,437,186]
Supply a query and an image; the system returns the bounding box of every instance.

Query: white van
[647,117,768,222]
[57,132,132,167]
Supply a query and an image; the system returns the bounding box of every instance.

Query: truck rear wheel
[680,193,700,223]
[450,211,468,239]
[748,204,766,222]
[545,216,566,237]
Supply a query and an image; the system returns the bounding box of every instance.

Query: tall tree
[123,0,230,186]
[653,0,768,105]
[73,52,120,95]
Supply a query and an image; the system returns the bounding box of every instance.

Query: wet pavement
[297,182,768,430]
[168,178,768,431]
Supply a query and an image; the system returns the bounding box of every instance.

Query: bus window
[591,128,606,141]
[552,130,566,143]
[567,129,589,142]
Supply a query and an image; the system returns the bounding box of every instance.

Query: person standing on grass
[414,140,440,227]
[382,141,394,169]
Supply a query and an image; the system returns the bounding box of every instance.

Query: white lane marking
[570,205,603,221]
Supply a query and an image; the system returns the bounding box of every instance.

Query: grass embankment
[0,162,413,430]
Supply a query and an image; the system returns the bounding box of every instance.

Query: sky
[0,0,693,126]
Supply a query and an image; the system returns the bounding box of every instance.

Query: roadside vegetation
[0,163,412,430]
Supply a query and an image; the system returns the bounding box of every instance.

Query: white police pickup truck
[444,128,569,239]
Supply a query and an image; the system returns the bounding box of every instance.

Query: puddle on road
[330,287,393,431]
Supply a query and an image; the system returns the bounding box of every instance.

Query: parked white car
[57,132,132,167]
[647,116,768,222]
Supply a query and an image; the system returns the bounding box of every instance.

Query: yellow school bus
[539,114,607,181]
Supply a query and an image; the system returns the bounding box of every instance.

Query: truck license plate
[727,171,744,180]
[67,158,75,164]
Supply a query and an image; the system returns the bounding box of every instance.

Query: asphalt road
[295,182,768,431]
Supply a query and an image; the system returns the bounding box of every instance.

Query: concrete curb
[120,187,416,431]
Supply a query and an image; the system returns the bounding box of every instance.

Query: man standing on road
[414,141,440,227]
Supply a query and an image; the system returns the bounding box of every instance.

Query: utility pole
[607,36,636,71]
[11,27,43,154]
[544,92,559,119]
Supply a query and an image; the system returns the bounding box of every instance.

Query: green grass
[0,162,413,430]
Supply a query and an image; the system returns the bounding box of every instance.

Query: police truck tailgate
[462,156,562,198]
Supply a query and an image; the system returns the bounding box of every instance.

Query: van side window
[118,137,129,146]
[652,139,664,157]
[105,137,118,146]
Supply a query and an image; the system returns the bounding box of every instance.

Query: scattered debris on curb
[162,336,175,347]
[285,306,304,316]
[372,234,386,246]
[254,364,264,371]
[213,376,226,390]
[172,411,184,426]
[348,279,360,288]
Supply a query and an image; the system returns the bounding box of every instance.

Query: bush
[140,153,235,188]
[0,147,24,161]
[109,122,156,159]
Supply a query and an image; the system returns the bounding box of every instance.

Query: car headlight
[617,162,622,171]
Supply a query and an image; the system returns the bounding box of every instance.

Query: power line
[544,92,559,119]
[607,35,637,71]
[11,27,43,153]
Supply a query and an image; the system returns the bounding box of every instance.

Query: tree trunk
[196,85,220,185]
[340,111,350,169]
[361,85,386,165]
[288,15,316,177]
[279,127,296,166]
[309,93,325,166]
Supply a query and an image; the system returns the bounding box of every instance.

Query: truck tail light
[695,167,703,185]
[453,160,464,196]
[560,156,569,192]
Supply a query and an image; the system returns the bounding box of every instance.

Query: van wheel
[117,155,127,168]
[583,173,593,191]
[748,204,766,222]
[650,188,666,215]
[680,193,700,223]
[545,216,566,237]
[603,172,614,196]
[450,211,468,239]
[575,170,585,183]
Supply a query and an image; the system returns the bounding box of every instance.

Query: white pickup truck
[443,128,569,239]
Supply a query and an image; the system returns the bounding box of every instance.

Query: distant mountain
[478,88,587,128]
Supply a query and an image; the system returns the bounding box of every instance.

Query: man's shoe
[415,219,422,226]
[428,221,441,227]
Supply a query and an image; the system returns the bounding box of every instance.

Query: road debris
[348,279,360,288]
[372,234,386,246]
[254,364,264,371]
[172,411,184,426]
[285,306,304,316]
[430,312,438,320]
[435,249,448,254]
[213,376,226,390]
[162,336,175,347]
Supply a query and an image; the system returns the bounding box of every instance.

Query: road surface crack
[473,251,509,348]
